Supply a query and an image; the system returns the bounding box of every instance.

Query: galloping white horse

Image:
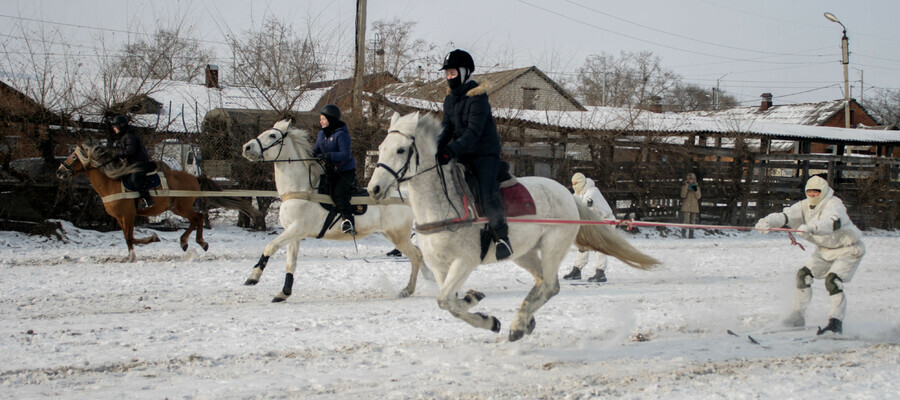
[242,119,428,302]
[368,112,660,341]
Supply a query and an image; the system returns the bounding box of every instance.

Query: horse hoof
[201,243,209,252]
[244,279,259,286]
[464,290,485,305]
[509,329,525,342]
[491,316,501,333]
[526,317,536,334]
[398,289,411,298]
[181,243,188,252]
[272,292,289,303]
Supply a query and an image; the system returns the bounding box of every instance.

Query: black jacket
[438,80,501,158]
[116,129,150,165]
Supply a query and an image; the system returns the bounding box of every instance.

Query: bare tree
[0,17,83,167]
[576,51,678,109]
[227,17,334,114]
[367,18,435,80]
[666,82,738,112]
[119,28,214,83]
[863,88,900,127]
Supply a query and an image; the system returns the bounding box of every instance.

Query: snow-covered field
[1,216,898,399]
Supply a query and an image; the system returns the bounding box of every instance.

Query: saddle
[314,174,369,238]
[459,164,536,219]
[122,170,164,192]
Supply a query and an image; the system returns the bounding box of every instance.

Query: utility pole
[352,0,367,117]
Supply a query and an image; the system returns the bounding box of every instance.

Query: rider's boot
[495,236,512,260]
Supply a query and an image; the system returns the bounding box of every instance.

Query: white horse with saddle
[241,119,429,302]
[368,112,660,341]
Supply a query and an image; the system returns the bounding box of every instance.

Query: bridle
[374,130,439,184]
[253,127,317,164]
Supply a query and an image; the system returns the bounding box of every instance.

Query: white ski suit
[573,177,615,273]
[755,177,865,322]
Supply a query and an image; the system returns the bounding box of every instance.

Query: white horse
[241,119,429,302]
[368,112,660,341]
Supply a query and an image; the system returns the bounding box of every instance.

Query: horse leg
[245,222,303,288]
[508,248,565,342]
[272,240,301,303]
[385,230,428,298]
[117,216,137,263]
[435,259,501,333]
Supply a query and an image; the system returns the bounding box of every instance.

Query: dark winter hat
[320,104,341,121]
[112,115,129,128]
[440,49,475,72]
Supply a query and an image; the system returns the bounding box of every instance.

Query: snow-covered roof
[380,94,900,144]
[681,99,854,126]
[129,80,330,133]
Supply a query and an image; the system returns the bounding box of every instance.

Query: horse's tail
[574,202,660,270]
[197,176,263,219]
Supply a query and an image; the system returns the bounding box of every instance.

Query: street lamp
[824,12,851,129]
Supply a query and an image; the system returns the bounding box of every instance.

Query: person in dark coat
[435,49,512,260]
[112,115,155,209]
[312,104,358,235]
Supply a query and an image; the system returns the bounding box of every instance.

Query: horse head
[57,144,89,179]
[243,119,299,162]
[368,112,441,201]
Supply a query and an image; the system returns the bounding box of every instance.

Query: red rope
[464,217,805,250]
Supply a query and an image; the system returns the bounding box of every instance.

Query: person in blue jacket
[312,104,358,235]
[435,49,512,260]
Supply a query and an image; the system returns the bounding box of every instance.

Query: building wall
[488,73,580,112]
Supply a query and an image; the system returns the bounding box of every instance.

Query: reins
[375,129,463,220]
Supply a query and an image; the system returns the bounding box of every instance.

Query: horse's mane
[272,119,315,157]
[76,145,141,179]
[395,112,442,150]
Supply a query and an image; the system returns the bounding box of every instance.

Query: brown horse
[57,144,208,262]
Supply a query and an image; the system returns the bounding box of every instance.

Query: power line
[564,0,829,58]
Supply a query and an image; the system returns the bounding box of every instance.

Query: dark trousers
[463,155,508,239]
[128,161,156,201]
[330,169,357,219]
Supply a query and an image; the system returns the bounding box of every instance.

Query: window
[523,87,538,110]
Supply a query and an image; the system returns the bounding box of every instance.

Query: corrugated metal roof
[680,100,847,126]
[380,94,900,144]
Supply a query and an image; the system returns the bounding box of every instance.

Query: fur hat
[572,173,587,195]
[805,176,830,206]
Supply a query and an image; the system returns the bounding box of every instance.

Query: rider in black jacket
[436,49,512,260]
[113,115,155,209]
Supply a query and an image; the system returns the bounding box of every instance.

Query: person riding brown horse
[112,115,155,209]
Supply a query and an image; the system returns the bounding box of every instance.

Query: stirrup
[341,219,356,235]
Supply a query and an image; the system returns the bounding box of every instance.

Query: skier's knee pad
[796,267,813,289]
[825,273,843,295]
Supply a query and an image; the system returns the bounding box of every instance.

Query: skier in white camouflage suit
[562,173,616,283]
[754,175,865,335]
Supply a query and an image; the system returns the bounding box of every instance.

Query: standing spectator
[680,172,701,238]
[562,173,615,282]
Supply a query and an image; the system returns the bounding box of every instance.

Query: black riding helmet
[440,49,475,72]
[320,104,341,122]
[112,115,129,129]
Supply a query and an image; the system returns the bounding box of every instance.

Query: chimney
[205,64,219,89]
[649,96,663,113]
[760,93,773,111]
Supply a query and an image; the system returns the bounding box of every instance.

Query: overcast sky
[2,0,898,106]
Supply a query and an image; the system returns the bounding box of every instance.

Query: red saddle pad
[500,183,536,217]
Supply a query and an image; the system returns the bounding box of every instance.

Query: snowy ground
[1,214,898,399]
